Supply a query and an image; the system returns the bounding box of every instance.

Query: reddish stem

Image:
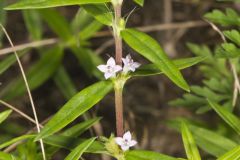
[113,2,124,137]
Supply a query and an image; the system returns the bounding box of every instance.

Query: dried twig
[206,20,240,107]
[0,100,43,128]
[0,24,46,160]
[0,21,207,56]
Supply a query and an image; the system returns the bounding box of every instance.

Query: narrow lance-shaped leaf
[167,118,238,157]
[0,110,12,124]
[125,150,179,160]
[217,146,240,160]
[121,29,189,91]
[181,122,201,160]
[35,81,113,140]
[133,56,206,77]
[5,0,111,10]
[208,99,240,135]
[82,4,113,26]
[65,138,96,160]
[0,47,63,100]
[133,0,144,6]
[0,51,26,75]
[0,134,35,150]
[22,10,42,40]
[0,151,16,160]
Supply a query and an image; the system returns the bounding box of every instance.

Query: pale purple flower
[122,54,141,73]
[97,57,122,79]
[115,131,137,151]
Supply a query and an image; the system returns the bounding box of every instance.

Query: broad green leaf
[121,29,189,91]
[0,110,12,124]
[204,9,240,26]
[167,119,238,157]
[0,135,35,149]
[0,47,63,100]
[208,99,240,135]
[133,56,205,76]
[0,52,26,75]
[181,122,201,160]
[125,150,179,160]
[133,0,144,6]
[5,0,111,10]
[82,4,113,26]
[62,117,101,137]
[35,81,113,140]
[224,30,240,46]
[54,66,77,100]
[218,146,240,160]
[23,10,42,40]
[0,152,16,160]
[65,137,96,160]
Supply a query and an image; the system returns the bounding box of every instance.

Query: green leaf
[39,9,72,41]
[0,135,35,149]
[224,30,240,46]
[125,150,179,160]
[0,47,63,100]
[204,9,240,26]
[35,81,113,140]
[62,117,101,137]
[215,43,240,58]
[167,119,238,157]
[121,29,189,91]
[181,122,201,160]
[217,146,240,160]
[0,152,16,160]
[0,52,26,75]
[0,110,12,124]
[208,99,240,135]
[133,56,205,76]
[133,0,144,6]
[54,66,77,100]
[23,10,42,40]
[44,135,107,154]
[65,137,96,160]
[5,0,111,10]
[82,4,113,26]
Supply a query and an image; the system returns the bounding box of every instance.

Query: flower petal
[114,65,122,72]
[123,131,131,141]
[121,145,130,151]
[107,57,116,66]
[115,137,124,146]
[97,65,107,72]
[104,72,114,79]
[133,62,141,68]
[129,140,137,147]
[122,58,127,65]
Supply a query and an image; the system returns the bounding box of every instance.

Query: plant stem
[113,1,124,136]
[113,3,123,66]
[115,88,124,137]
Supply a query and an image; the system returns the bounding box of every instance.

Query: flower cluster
[115,131,137,151]
[97,54,140,80]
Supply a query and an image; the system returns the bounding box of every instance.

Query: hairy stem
[113,0,124,136]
